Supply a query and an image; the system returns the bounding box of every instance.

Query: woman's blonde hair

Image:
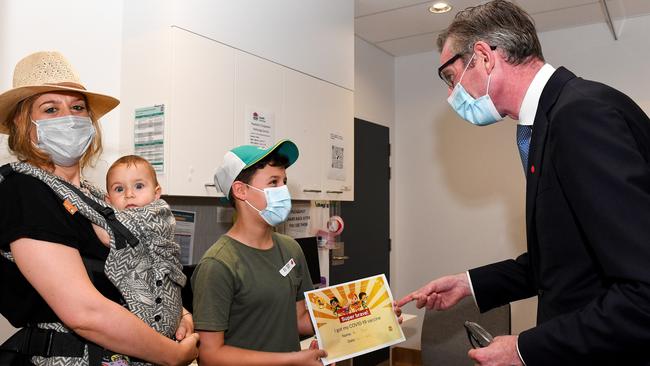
[7,93,103,170]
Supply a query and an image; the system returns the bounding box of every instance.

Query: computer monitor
[295,236,321,286]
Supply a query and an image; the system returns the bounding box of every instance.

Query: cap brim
[244,139,299,169]
[0,85,119,134]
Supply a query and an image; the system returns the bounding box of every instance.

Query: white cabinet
[234,52,284,146]
[281,71,324,199]
[167,29,235,196]
[282,71,354,201]
[122,27,353,200]
[320,81,354,201]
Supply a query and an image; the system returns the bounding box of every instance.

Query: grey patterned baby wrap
[0,161,186,366]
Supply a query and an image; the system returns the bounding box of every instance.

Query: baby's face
[106,163,160,210]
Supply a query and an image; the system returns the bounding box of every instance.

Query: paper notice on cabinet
[305,274,405,365]
[134,105,165,173]
[285,202,311,238]
[245,106,275,148]
[328,132,345,181]
[172,210,196,265]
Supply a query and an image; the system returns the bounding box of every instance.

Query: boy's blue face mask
[245,184,292,226]
[446,53,503,126]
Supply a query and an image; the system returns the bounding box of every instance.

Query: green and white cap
[214,139,299,199]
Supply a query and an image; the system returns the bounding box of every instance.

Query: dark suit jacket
[469,67,650,365]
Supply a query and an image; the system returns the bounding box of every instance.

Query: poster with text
[305,274,404,364]
[172,209,196,265]
[245,106,275,148]
[134,105,165,173]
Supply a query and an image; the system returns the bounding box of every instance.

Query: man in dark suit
[397,0,650,365]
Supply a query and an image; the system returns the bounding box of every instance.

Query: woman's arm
[11,238,199,366]
[296,300,314,336]
[197,330,325,366]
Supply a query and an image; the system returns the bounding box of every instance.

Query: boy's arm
[197,330,325,366]
[296,299,314,336]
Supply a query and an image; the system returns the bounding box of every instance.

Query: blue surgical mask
[447,53,503,126]
[245,184,292,226]
[32,115,96,166]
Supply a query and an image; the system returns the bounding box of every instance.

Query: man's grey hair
[437,0,544,65]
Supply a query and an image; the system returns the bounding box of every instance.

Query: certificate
[305,274,405,364]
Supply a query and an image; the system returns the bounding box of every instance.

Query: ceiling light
[429,2,452,14]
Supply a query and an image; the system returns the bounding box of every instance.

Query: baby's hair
[106,155,159,189]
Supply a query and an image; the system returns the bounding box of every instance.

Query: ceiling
[355,0,650,56]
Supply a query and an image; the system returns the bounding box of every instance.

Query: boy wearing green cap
[191,140,326,365]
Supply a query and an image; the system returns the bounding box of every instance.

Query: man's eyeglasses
[464,321,494,349]
[437,45,497,88]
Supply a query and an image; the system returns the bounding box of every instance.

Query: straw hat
[0,51,120,134]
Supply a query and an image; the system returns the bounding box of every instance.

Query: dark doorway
[331,118,391,366]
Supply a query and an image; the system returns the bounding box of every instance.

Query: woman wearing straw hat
[0,51,198,365]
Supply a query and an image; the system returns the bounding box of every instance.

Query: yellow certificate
[305,274,405,365]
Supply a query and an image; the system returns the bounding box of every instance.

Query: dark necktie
[516,124,533,172]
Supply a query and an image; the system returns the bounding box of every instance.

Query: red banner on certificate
[305,274,405,365]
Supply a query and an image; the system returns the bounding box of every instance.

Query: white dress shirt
[466,63,556,365]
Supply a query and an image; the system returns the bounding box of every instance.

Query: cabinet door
[281,70,323,200]
[168,28,235,196]
[320,82,354,201]
[234,52,284,147]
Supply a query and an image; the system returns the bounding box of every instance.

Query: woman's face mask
[32,115,96,167]
[245,184,292,226]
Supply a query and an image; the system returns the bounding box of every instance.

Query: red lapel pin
[531,165,535,174]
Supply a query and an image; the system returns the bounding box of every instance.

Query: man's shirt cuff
[466,271,478,308]
[516,336,527,365]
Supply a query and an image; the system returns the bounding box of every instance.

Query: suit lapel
[526,67,577,233]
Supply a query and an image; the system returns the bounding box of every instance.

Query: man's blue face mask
[446,53,503,126]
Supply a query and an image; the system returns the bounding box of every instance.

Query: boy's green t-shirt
[191,232,314,352]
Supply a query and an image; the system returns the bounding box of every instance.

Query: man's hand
[468,335,523,366]
[396,273,471,310]
[393,301,403,324]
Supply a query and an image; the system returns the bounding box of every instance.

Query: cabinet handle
[326,190,343,194]
[204,183,216,187]
[332,256,350,260]
[303,189,322,193]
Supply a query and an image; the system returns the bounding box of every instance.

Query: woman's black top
[0,172,123,327]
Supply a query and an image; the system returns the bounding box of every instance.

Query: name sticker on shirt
[279,258,296,277]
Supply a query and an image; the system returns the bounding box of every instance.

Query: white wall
[0,0,124,186]
[393,14,650,350]
[354,37,395,128]
[0,0,124,342]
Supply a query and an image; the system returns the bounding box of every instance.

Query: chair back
[420,297,511,365]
